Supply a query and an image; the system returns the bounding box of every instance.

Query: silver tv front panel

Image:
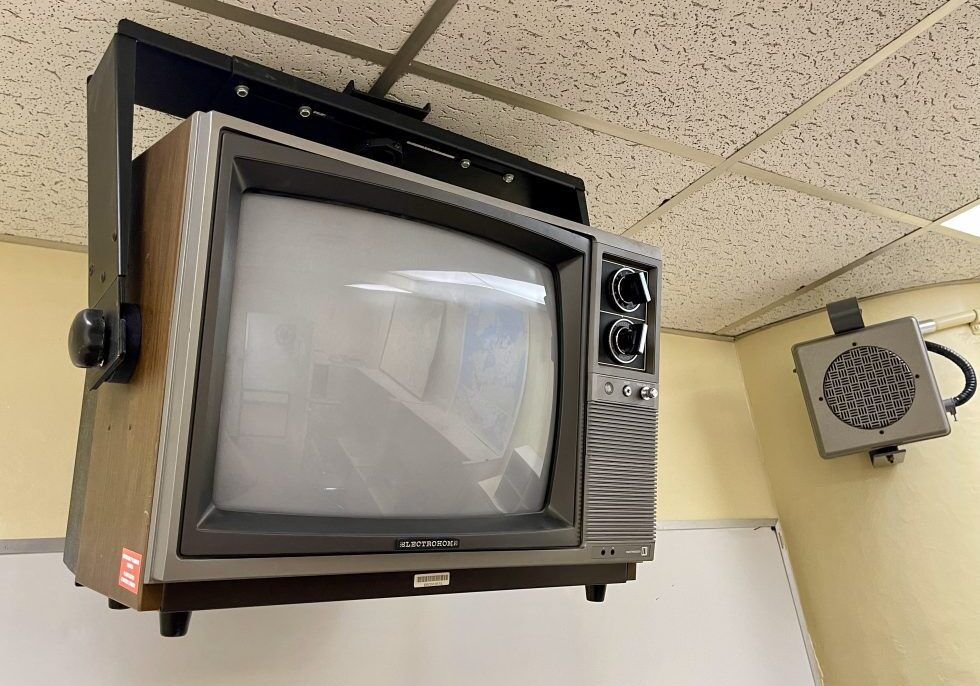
[145,112,662,583]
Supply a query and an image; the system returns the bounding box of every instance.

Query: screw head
[234,84,249,98]
[460,158,471,169]
[298,105,312,118]
[503,173,515,184]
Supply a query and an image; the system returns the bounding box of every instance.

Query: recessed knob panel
[607,318,648,364]
[610,268,651,313]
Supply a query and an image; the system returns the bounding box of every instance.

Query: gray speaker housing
[792,317,950,459]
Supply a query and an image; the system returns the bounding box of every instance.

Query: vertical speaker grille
[823,346,916,429]
[584,402,657,544]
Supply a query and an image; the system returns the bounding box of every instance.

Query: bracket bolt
[460,158,471,169]
[234,84,249,98]
[503,173,514,184]
[298,105,312,118]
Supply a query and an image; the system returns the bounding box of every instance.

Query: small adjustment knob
[639,386,656,401]
[68,308,108,368]
[610,267,652,313]
[607,318,648,364]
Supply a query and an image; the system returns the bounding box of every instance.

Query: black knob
[68,309,108,368]
[607,318,648,364]
[610,268,651,312]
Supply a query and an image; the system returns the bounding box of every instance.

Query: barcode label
[414,572,450,588]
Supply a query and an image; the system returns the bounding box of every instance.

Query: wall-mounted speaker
[791,298,975,463]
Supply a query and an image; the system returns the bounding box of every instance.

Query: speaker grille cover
[792,317,950,458]
[822,345,915,430]
[584,402,657,544]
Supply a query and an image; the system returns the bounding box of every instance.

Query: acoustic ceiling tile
[390,75,708,234]
[630,174,916,333]
[0,0,381,245]
[730,231,980,334]
[747,2,980,220]
[727,230,980,335]
[418,0,945,156]
[222,0,429,52]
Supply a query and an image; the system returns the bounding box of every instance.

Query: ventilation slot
[584,402,657,545]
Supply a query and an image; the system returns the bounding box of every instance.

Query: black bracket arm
[70,33,139,389]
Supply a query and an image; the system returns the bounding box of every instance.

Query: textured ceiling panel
[222,0,428,52]
[747,2,980,220]
[390,75,707,234]
[728,230,980,335]
[418,0,945,156]
[630,174,917,333]
[0,0,381,245]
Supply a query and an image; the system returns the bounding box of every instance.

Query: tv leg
[108,599,128,610]
[159,611,192,637]
[585,584,607,603]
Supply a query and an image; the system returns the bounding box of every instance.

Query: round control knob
[639,386,656,400]
[607,318,648,365]
[610,267,652,313]
[68,308,108,368]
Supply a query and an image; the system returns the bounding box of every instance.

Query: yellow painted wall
[0,242,87,538]
[658,333,776,520]
[736,283,980,686]
[0,242,776,538]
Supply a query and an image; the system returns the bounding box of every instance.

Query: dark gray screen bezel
[178,133,591,557]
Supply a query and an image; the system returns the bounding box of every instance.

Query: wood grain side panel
[73,119,192,610]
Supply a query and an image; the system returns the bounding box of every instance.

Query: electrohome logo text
[395,538,460,551]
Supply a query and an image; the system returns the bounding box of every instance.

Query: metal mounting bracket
[75,21,590,390]
[869,446,905,468]
[826,297,865,335]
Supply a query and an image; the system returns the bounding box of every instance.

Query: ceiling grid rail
[619,0,968,239]
[72,0,973,338]
[368,0,459,97]
[162,0,946,233]
[718,197,980,335]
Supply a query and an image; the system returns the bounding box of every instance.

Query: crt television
[65,111,661,636]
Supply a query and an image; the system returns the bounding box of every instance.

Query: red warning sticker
[117,548,142,594]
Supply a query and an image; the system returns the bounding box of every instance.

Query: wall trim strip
[0,234,86,253]
[0,538,66,555]
[656,519,778,531]
[662,328,735,343]
[775,522,823,686]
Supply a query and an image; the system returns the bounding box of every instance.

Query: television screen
[212,193,559,519]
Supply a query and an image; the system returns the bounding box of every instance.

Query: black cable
[925,341,977,412]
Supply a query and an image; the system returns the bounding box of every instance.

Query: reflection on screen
[211,193,558,518]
